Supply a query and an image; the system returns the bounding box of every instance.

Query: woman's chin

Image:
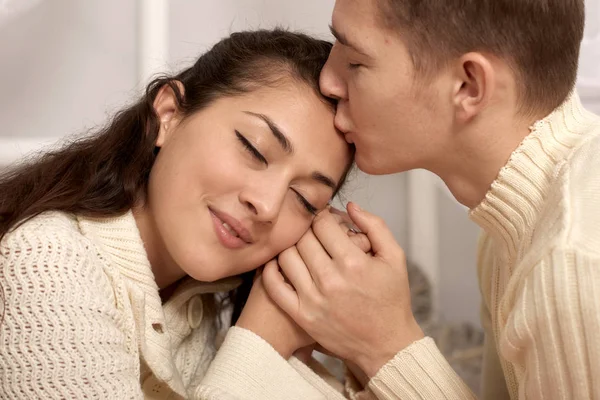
[183,263,248,283]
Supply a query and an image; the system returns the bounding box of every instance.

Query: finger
[262,259,301,319]
[348,232,372,254]
[277,246,315,296]
[296,229,334,287]
[328,206,361,235]
[328,206,353,225]
[312,210,365,261]
[347,202,403,258]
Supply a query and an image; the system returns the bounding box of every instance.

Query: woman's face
[145,80,352,283]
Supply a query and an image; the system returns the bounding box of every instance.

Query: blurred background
[1,0,599,394]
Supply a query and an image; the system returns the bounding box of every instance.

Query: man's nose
[320,53,348,101]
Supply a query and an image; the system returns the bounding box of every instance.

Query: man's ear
[451,52,496,123]
[153,81,185,148]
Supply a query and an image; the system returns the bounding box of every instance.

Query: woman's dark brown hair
[0,29,354,326]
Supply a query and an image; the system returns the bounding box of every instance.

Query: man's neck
[431,113,541,209]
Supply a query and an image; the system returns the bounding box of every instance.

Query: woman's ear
[154,81,185,148]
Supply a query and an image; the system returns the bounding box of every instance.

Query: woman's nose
[239,183,287,224]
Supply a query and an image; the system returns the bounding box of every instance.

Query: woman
[0,29,358,399]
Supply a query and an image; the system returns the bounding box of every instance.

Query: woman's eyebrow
[311,171,337,191]
[243,111,337,190]
[243,111,293,154]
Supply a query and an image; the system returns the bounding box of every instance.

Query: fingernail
[352,203,361,213]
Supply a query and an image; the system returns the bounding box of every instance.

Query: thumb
[347,202,402,257]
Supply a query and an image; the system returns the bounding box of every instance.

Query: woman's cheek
[272,220,311,251]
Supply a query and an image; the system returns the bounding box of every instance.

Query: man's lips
[343,131,354,144]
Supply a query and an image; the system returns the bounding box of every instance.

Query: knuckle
[320,276,342,294]
[300,303,323,327]
[341,253,361,269]
[301,311,316,326]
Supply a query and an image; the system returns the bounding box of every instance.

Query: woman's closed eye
[236,130,267,165]
[292,189,318,215]
[235,130,319,216]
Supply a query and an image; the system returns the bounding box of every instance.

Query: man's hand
[262,203,424,377]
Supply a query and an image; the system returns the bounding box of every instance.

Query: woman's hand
[235,267,314,359]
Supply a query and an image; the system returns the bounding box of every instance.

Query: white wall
[0,0,136,146]
[579,0,600,113]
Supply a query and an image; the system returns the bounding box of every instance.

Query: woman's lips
[209,208,252,249]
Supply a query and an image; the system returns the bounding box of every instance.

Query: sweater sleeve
[366,337,477,400]
[500,247,600,399]
[367,247,600,400]
[0,223,143,399]
[196,326,348,400]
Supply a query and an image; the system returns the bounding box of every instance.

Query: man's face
[321,0,453,175]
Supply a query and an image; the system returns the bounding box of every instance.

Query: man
[262,0,600,398]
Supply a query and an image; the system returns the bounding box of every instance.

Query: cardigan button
[152,323,164,334]
[142,375,174,399]
[187,295,204,329]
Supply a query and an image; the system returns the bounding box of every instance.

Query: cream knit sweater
[367,93,600,399]
[0,212,351,399]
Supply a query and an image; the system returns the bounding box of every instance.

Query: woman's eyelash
[235,130,316,216]
[235,130,267,165]
[292,189,318,215]
[348,63,362,69]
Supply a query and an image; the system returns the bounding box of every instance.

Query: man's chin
[355,152,405,175]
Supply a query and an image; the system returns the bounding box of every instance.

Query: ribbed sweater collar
[470,92,598,260]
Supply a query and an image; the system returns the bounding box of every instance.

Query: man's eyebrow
[312,171,337,191]
[329,24,369,56]
[243,111,293,154]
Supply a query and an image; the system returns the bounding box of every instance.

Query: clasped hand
[238,203,424,378]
